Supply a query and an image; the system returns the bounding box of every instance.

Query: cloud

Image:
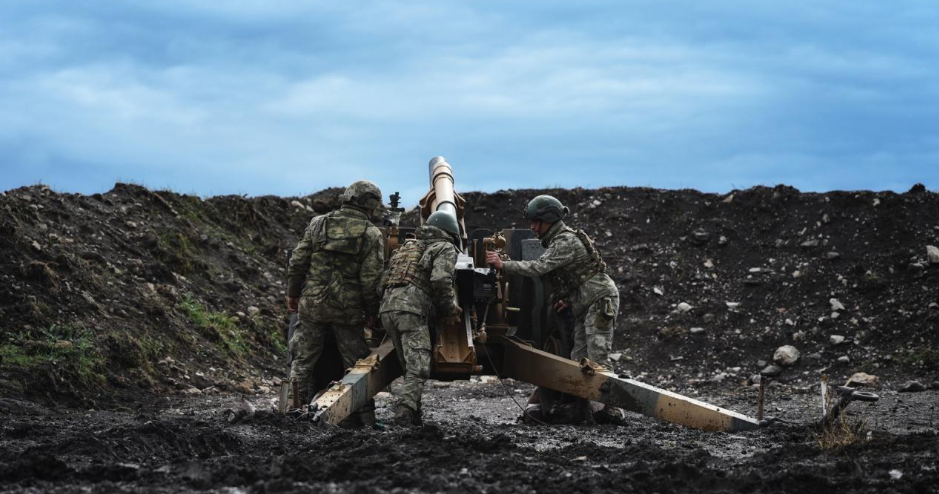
[1,1,937,199]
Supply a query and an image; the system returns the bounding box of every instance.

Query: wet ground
[2,379,937,493]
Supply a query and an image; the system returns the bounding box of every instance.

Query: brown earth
[1,182,938,492]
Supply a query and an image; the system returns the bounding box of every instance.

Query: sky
[1,1,938,204]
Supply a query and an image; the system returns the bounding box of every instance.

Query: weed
[0,323,105,388]
[816,414,869,450]
[179,295,248,357]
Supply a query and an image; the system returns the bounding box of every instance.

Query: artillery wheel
[536,332,573,415]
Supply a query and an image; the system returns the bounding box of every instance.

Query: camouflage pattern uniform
[379,225,460,414]
[501,220,619,368]
[287,203,384,405]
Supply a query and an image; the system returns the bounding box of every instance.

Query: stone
[898,381,926,393]
[800,239,819,248]
[691,229,710,244]
[826,252,840,260]
[31,241,42,252]
[247,306,261,316]
[726,302,740,309]
[773,345,800,366]
[676,302,693,313]
[927,245,939,264]
[54,340,73,349]
[830,298,846,311]
[760,364,783,377]
[184,387,203,395]
[702,313,716,323]
[792,270,802,278]
[718,235,728,246]
[847,372,880,387]
[722,194,734,203]
[837,356,850,363]
[829,335,845,345]
[125,221,138,229]
[873,198,881,207]
[704,259,714,269]
[609,352,622,362]
[653,286,664,296]
[822,214,830,224]
[290,200,305,209]
[689,327,705,335]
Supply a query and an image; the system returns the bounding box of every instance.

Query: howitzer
[285,156,761,432]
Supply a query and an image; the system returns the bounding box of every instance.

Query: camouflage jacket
[287,205,384,324]
[502,220,618,317]
[379,225,460,318]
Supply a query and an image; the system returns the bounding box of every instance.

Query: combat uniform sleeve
[286,218,317,298]
[429,244,460,317]
[501,235,576,277]
[358,226,385,317]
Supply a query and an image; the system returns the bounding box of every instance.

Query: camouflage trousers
[380,311,431,413]
[289,298,370,405]
[571,294,620,370]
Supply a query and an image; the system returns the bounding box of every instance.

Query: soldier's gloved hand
[441,306,462,326]
[485,251,504,269]
[554,299,570,313]
[287,297,300,313]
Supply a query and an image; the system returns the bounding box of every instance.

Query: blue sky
[1,1,937,203]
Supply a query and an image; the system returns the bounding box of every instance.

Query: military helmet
[341,180,382,210]
[426,211,461,242]
[524,195,569,223]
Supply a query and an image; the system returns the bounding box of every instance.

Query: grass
[179,295,248,357]
[157,231,198,274]
[816,414,869,450]
[0,323,106,388]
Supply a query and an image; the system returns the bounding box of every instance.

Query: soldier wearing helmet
[486,195,620,422]
[285,180,385,424]
[379,211,463,426]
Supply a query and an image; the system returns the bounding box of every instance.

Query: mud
[2,381,937,493]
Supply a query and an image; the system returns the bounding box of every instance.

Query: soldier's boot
[594,405,626,425]
[358,399,377,428]
[393,405,418,426]
[575,398,595,425]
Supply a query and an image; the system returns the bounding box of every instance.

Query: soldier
[286,180,385,425]
[379,211,462,426]
[486,195,619,422]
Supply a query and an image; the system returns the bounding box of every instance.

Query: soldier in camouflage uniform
[486,195,620,422]
[286,180,385,424]
[379,211,462,426]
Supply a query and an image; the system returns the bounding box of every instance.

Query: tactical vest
[383,239,432,294]
[548,228,608,297]
[305,211,370,305]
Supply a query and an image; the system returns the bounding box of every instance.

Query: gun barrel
[428,156,458,218]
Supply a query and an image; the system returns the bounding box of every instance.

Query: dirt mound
[461,185,939,390]
[2,182,938,406]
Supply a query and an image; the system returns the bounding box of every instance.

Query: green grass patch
[0,323,106,388]
[179,295,248,357]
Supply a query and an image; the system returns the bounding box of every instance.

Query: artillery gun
[281,157,761,432]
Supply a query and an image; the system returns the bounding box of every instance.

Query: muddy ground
[2,182,939,492]
[1,380,937,493]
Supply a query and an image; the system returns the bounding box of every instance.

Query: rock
[718,235,728,246]
[290,200,305,209]
[800,239,819,248]
[748,267,762,273]
[847,372,880,387]
[760,365,783,378]
[31,240,42,252]
[722,194,734,203]
[653,286,664,296]
[247,306,261,316]
[689,327,705,335]
[184,387,203,395]
[927,245,939,264]
[757,360,767,367]
[829,335,845,345]
[773,345,800,366]
[676,302,693,313]
[830,298,846,311]
[609,352,622,362]
[826,252,840,260]
[702,313,716,323]
[726,302,740,309]
[930,303,938,310]
[691,229,710,244]
[125,221,138,229]
[792,270,802,278]
[837,356,850,363]
[54,340,73,349]
[822,214,830,224]
[899,381,926,393]
[873,198,881,207]
[704,259,714,269]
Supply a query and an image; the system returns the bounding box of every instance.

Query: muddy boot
[358,399,376,428]
[393,405,417,426]
[594,405,626,425]
[575,398,595,425]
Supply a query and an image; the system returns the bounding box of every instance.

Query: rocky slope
[1,183,937,405]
